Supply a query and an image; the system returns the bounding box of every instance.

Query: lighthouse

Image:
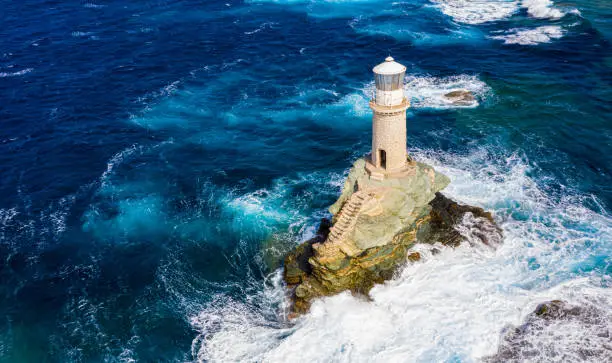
[365,56,413,181]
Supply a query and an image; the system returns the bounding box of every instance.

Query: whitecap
[100,145,141,187]
[0,68,33,78]
[430,0,519,24]
[490,25,564,45]
[71,31,93,37]
[83,2,106,8]
[521,0,565,20]
[0,208,19,227]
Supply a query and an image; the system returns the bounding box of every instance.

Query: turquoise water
[0,0,610,361]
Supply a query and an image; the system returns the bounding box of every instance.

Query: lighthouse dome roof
[372,56,406,75]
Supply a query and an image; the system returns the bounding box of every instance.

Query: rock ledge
[284,158,502,314]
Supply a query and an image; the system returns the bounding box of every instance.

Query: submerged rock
[443,89,476,106]
[283,158,502,314]
[484,300,612,362]
[421,192,502,247]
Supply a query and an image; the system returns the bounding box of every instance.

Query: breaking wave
[490,25,564,45]
[431,0,519,24]
[485,293,612,361]
[522,0,566,20]
[431,0,577,24]
[189,146,612,362]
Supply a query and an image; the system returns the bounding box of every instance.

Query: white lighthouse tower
[365,56,412,181]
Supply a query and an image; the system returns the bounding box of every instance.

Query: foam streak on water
[0,68,33,78]
[431,0,519,24]
[191,146,612,362]
[490,26,564,45]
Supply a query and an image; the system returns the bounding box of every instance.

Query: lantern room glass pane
[375,72,405,91]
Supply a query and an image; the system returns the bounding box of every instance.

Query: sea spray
[191,146,611,362]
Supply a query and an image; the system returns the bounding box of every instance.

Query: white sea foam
[488,291,612,361]
[521,0,564,19]
[71,31,94,37]
[490,25,564,45]
[0,208,19,243]
[0,208,18,227]
[244,22,278,35]
[432,0,577,24]
[100,145,140,187]
[190,146,612,362]
[431,0,519,24]
[0,68,33,78]
[83,2,106,8]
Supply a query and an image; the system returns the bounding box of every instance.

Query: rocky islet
[283,157,503,314]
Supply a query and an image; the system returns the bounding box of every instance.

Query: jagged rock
[407,252,421,262]
[484,300,612,362]
[420,192,502,247]
[534,300,582,320]
[283,158,502,315]
[283,219,329,285]
[443,89,476,106]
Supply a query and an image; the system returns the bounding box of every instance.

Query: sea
[0,0,611,361]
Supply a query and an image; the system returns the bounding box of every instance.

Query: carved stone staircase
[368,170,385,181]
[327,190,372,245]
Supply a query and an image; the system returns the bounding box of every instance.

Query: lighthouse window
[379,149,387,169]
[375,73,405,91]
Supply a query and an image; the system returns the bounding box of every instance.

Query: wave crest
[431,0,519,24]
[490,26,564,45]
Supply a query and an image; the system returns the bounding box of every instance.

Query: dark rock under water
[484,300,612,362]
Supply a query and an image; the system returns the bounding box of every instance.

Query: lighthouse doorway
[379,149,387,170]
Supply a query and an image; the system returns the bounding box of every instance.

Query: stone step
[369,172,384,181]
[326,191,376,245]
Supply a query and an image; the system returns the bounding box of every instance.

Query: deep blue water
[0,0,611,361]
